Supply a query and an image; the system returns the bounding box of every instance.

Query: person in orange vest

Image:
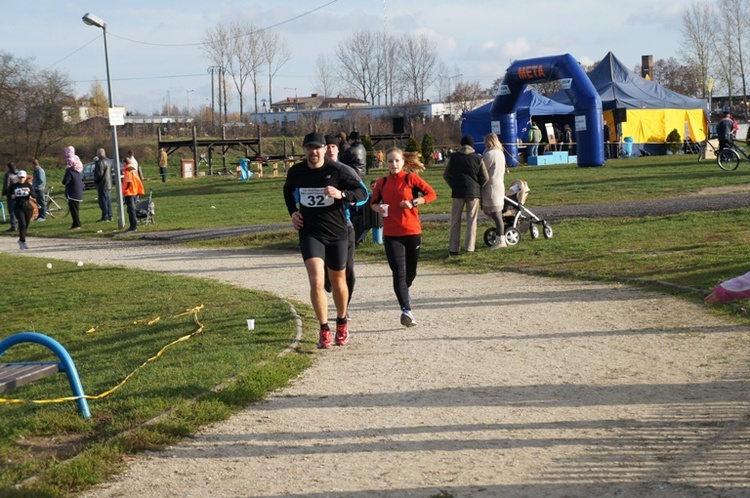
[122,156,144,232]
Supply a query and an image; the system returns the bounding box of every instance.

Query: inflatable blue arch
[491,53,604,167]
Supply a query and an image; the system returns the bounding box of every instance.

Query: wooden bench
[0,332,91,418]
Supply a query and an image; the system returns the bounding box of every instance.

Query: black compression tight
[384,234,421,310]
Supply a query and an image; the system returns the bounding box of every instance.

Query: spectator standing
[94,148,113,222]
[603,121,612,159]
[339,131,368,244]
[376,150,384,169]
[339,131,367,180]
[62,146,84,230]
[122,157,145,232]
[553,124,563,151]
[529,122,542,157]
[282,132,367,349]
[562,124,573,153]
[370,147,437,327]
[481,133,507,250]
[716,112,735,151]
[10,170,33,249]
[158,147,168,182]
[126,149,144,180]
[443,135,488,255]
[31,159,46,221]
[336,131,350,155]
[3,162,19,231]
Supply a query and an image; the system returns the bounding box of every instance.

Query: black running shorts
[299,233,348,271]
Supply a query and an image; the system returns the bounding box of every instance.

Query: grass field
[2,150,750,496]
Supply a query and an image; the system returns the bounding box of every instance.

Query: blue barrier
[0,332,91,418]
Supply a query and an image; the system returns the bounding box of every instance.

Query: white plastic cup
[247,319,255,330]
[381,204,389,217]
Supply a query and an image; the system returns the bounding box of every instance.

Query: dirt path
[2,236,749,497]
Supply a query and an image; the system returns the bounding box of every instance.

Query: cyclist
[716,111,735,151]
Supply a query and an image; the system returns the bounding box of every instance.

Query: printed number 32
[307,195,326,206]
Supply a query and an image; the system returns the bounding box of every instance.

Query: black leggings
[384,234,421,310]
[14,203,33,242]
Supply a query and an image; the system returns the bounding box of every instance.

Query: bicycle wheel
[717,148,740,171]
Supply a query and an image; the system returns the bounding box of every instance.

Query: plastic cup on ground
[382,204,389,217]
[247,319,255,330]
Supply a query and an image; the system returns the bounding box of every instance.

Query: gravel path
[2,232,749,497]
[138,191,750,242]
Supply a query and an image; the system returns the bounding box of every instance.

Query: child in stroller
[483,180,553,247]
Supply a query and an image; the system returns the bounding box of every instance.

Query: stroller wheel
[505,227,521,246]
[483,227,497,247]
[530,223,540,239]
[543,223,554,239]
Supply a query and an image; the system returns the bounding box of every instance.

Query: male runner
[283,132,367,348]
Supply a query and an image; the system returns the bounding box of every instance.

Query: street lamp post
[186,89,194,115]
[439,73,462,119]
[82,12,125,229]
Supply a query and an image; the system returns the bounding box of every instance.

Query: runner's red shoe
[318,327,332,349]
[335,320,349,346]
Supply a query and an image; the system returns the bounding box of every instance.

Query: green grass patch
[0,255,315,496]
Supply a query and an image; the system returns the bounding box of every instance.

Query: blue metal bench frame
[0,332,91,418]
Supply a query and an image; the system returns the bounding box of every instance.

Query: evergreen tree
[362,134,374,172]
[421,133,435,166]
[406,135,421,155]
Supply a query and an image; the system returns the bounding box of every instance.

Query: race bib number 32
[299,187,334,208]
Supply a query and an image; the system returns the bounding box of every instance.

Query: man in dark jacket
[339,131,368,244]
[339,131,366,180]
[94,148,113,222]
[2,162,19,231]
[716,112,735,151]
[443,135,488,255]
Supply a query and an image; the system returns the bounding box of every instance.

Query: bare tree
[680,1,715,100]
[336,30,379,103]
[0,52,72,157]
[312,54,338,97]
[450,81,489,113]
[202,23,232,122]
[88,79,108,116]
[380,32,399,105]
[651,57,702,97]
[261,30,292,108]
[717,0,750,108]
[236,24,264,116]
[397,33,439,103]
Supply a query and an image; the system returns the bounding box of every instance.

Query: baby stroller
[136,190,155,225]
[483,180,553,247]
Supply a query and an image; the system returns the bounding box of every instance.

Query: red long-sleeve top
[371,171,437,237]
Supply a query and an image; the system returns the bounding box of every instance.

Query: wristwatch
[341,191,347,199]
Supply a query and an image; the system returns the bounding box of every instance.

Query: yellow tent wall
[603,109,708,143]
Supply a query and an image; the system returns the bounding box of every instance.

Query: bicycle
[716,140,750,171]
[697,138,718,162]
[43,186,66,219]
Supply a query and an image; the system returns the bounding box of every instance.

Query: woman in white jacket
[480,133,508,249]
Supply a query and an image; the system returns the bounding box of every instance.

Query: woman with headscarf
[62,145,84,229]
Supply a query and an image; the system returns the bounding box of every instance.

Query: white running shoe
[400,309,417,327]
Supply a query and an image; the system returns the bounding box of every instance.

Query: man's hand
[324,186,342,199]
[291,211,304,230]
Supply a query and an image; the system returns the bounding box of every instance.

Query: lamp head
[82,12,105,29]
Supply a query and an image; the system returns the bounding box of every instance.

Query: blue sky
[2,0,685,114]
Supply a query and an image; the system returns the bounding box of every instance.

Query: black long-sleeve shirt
[283,158,367,243]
